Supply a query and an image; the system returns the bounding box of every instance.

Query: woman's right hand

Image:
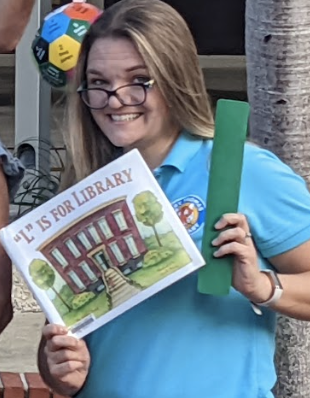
[42,323,90,396]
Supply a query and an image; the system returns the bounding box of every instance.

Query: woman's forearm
[269,272,310,320]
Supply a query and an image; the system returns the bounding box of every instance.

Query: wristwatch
[255,269,283,307]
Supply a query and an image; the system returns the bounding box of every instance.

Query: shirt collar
[158,130,204,173]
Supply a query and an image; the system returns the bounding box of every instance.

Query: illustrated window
[124,234,139,257]
[110,242,125,264]
[113,210,128,231]
[65,239,81,258]
[77,231,93,251]
[68,270,86,290]
[79,261,98,282]
[51,248,68,268]
[98,217,114,239]
[87,225,102,244]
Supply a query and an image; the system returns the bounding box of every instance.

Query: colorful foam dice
[32,2,102,88]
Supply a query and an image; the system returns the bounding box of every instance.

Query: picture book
[0,149,205,338]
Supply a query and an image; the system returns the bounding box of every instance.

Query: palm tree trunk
[246,1,310,397]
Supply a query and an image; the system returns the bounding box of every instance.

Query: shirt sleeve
[239,144,310,258]
[0,142,25,201]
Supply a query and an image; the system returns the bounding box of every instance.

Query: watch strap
[255,270,283,307]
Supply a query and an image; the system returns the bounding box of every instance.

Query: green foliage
[59,284,75,304]
[62,291,111,327]
[71,291,96,310]
[130,249,192,287]
[53,286,94,315]
[144,231,184,250]
[143,248,174,268]
[53,296,71,316]
[53,285,76,314]
[29,259,72,311]
[133,191,163,227]
[29,259,55,290]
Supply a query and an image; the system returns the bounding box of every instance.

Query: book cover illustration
[0,150,205,338]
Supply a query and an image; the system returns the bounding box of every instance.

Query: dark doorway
[104,0,246,55]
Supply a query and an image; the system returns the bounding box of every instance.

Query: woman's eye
[133,76,150,84]
[88,79,108,87]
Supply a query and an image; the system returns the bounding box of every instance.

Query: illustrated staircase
[105,267,142,308]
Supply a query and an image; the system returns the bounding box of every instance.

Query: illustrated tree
[246,1,310,397]
[133,191,164,247]
[29,259,72,311]
[59,284,75,305]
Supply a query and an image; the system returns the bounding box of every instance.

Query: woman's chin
[107,134,138,149]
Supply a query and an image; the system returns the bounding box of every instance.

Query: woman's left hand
[212,213,272,303]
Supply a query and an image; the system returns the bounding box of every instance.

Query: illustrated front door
[93,251,110,271]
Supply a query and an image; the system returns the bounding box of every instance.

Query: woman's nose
[108,94,123,109]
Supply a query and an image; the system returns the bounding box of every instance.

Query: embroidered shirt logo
[172,195,205,235]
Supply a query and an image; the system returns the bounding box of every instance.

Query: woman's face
[86,37,177,156]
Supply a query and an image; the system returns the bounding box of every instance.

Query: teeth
[111,114,140,122]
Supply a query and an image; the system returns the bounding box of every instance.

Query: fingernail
[213,250,220,257]
[214,221,221,229]
[211,239,218,245]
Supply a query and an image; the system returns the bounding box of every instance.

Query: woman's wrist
[246,271,274,304]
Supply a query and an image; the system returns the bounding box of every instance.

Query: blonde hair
[63,0,214,187]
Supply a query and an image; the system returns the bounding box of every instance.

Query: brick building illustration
[38,197,147,295]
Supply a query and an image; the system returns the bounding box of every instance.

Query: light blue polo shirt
[78,131,310,398]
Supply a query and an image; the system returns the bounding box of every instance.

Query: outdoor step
[109,279,127,290]
[111,284,142,308]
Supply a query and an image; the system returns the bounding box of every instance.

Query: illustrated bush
[143,248,174,268]
[71,291,96,310]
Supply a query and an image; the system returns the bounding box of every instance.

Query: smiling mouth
[109,114,141,122]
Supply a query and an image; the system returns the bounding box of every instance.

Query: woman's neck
[125,128,181,170]
[142,131,180,170]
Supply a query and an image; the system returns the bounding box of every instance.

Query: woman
[37,1,310,397]
[0,143,24,333]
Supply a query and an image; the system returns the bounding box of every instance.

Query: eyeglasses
[77,79,155,110]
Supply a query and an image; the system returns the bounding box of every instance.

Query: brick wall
[0,373,69,398]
